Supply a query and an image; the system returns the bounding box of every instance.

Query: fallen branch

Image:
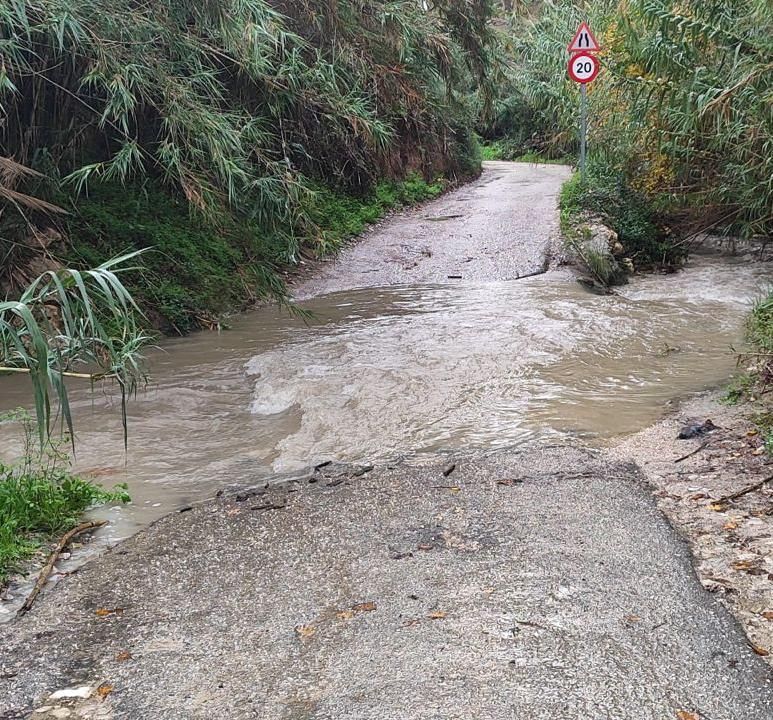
[18,520,106,615]
[674,441,709,463]
[515,269,548,281]
[718,475,773,504]
[0,366,116,381]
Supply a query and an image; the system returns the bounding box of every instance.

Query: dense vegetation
[62,174,445,332]
[6,1,767,317]
[1,0,494,328]
[486,0,772,266]
[0,256,149,445]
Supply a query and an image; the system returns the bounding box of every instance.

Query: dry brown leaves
[96,683,114,699]
[750,642,770,657]
[732,559,758,571]
[336,601,377,620]
[95,607,123,617]
[294,624,316,639]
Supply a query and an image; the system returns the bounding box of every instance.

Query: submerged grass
[0,413,129,586]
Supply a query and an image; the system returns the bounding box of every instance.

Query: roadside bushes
[560,160,686,272]
[64,184,290,334]
[63,174,446,331]
[0,0,495,323]
[484,0,773,245]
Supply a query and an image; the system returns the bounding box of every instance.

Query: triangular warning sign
[568,22,600,53]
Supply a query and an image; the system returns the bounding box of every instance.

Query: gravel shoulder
[611,392,773,665]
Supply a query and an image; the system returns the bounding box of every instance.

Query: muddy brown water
[0,253,770,550]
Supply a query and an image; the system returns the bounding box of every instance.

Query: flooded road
[0,254,769,541]
[5,162,773,716]
[1,163,771,543]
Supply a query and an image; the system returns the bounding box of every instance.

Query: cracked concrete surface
[2,449,773,719]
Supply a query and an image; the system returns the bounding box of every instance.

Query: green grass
[513,151,570,165]
[721,373,755,406]
[0,414,129,586]
[64,183,291,334]
[308,173,445,255]
[480,142,506,161]
[747,293,773,355]
[723,295,773,452]
[479,139,569,165]
[64,174,446,333]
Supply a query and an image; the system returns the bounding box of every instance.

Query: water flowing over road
[0,163,769,542]
[3,163,773,719]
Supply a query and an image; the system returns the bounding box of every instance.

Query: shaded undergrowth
[63,174,448,333]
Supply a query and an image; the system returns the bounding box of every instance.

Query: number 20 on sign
[568,53,600,84]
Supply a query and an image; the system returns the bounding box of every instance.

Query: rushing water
[0,253,770,545]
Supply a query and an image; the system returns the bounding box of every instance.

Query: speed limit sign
[568,53,599,84]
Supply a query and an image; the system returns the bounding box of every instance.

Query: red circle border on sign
[568,53,600,84]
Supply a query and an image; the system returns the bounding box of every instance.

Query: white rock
[35,707,53,713]
[49,686,93,700]
[52,709,73,719]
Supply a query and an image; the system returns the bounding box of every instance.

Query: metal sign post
[567,24,601,179]
[580,84,587,177]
